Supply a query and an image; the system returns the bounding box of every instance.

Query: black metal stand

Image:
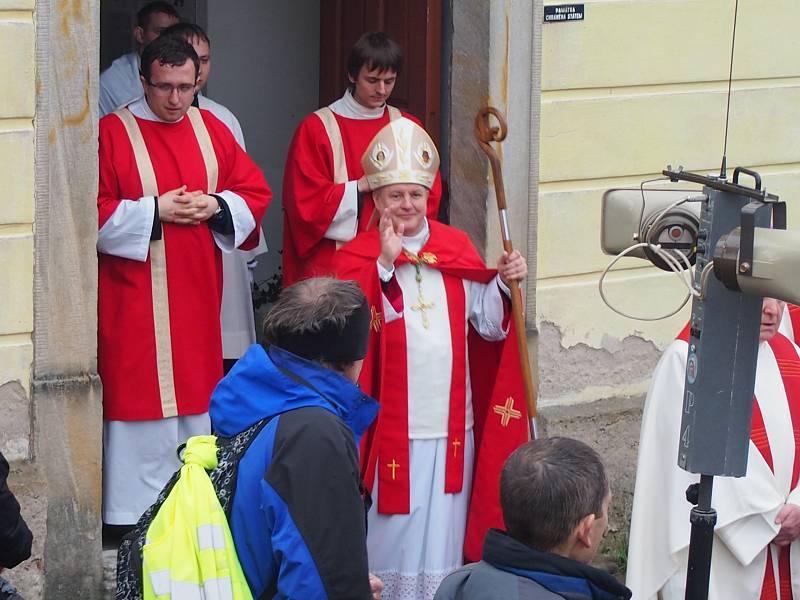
[684,474,717,600]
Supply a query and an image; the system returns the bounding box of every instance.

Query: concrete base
[540,394,645,575]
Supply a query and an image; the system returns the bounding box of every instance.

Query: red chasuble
[335,221,530,562]
[282,107,442,286]
[97,108,271,421]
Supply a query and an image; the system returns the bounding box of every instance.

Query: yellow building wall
[538,0,800,403]
[0,0,35,459]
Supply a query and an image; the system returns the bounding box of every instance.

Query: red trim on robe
[789,305,800,344]
[443,274,467,494]
[755,334,800,600]
[381,275,404,313]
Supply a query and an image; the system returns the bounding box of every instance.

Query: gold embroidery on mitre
[415,141,434,168]
[370,142,393,170]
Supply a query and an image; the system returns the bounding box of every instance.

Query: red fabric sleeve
[203,110,272,251]
[98,115,141,229]
[381,274,404,313]
[282,114,348,258]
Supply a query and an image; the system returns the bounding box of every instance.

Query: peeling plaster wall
[537,0,800,407]
[0,0,104,597]
[33,0,103,596]
[0,0,39,596]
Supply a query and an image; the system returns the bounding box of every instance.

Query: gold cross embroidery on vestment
[387,459,400,480]
[370,305,382,332]
[452,438,462,457]
[493,396,522,427]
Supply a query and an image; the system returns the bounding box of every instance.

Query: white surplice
[197,94,268,358]
[627,337,800,600]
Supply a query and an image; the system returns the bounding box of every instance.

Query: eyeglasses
[146,80,196,95]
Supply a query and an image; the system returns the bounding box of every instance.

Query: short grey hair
[500,437,609,551]
[263,277,366,351]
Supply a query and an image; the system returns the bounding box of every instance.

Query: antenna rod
[721,0,740,179]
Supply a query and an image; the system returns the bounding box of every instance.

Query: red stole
[377,266,471,513]
[789,305,800,344]
[755,334,800,600]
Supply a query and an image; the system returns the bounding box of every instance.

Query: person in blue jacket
[209,277,382,599]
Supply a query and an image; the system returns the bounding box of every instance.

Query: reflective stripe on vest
[142,436,253,600]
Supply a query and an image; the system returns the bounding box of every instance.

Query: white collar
[128,95,185,123]
[402,219,430,254]
[329,90,386,120]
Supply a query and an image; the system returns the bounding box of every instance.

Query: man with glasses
[96,35,271,531]
[99,1,180,117]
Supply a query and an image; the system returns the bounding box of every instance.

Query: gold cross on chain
[410,293,435,329]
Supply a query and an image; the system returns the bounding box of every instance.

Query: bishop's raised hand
[378,207,404,271]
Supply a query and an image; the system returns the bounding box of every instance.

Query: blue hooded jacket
[210,344,379,599]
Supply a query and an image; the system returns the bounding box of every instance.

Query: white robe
[627,337,800,599]
[197,94,268,358]
[99,52,142,117]
[367,219,509,600]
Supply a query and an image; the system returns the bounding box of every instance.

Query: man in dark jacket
[209,277,382,599]
[434,437,631,600]
[0,451,33,600]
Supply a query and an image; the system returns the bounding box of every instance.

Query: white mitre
[361,117,440,191]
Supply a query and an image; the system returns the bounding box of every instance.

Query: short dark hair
[136,1,180,30]
[500,437,609,552]
[263,278,368,370]
[347,32,403,81]
[161,22,211,47]
[140,35,200,82]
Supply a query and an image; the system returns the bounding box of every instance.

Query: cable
[598,242,700,321]
[720,0,740,177]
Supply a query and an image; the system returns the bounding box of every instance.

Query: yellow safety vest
[142,435,253,600]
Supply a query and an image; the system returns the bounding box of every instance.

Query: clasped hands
[158,185,219,225]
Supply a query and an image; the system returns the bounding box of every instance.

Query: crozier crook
[474,106,539,439]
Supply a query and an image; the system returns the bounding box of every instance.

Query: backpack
[115,416,273,600]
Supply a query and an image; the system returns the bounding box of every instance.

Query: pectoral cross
[452,438,462,457]
[411,293,435,329]
[387,459,400,480]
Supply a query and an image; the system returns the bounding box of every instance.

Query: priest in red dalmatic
[96,36,270,526]
[335,117,530,600]
[281,31,442,286]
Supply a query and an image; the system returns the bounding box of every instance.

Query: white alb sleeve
[97,196,155,262]
[323,180,359,242]
[211,190,257,253]
[468,275,509,341]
